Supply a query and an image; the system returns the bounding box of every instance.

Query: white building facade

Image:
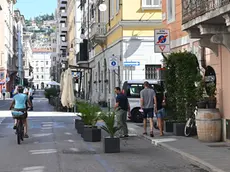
[31,50,52,89]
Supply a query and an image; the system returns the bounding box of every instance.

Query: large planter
[197,100,207,109]
[196,108,221,142]
[83,126,101,142]
[103,137,120,153]
[77,120,84,134]
[74,119,81,130]
[173,123,186,136]
[164,121,174,132]
[207,99,217,109]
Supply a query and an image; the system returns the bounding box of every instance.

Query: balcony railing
[91,23,106,38]
[182,0,230,24]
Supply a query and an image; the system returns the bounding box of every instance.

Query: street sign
[72,72,80,78]
[109,55,118,70]
[123,61,140,66]
[154,29,170,53]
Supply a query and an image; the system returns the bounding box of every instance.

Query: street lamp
[99,3,107,12]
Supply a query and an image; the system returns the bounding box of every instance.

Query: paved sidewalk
[128,123,230,172]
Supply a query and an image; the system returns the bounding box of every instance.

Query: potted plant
[100,112,121,153]
[164,51,201,136]
[206,82,217,109]
[196,79,207,109]
[78,101,102,142]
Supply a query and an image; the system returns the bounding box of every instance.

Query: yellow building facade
[87,0,164,106]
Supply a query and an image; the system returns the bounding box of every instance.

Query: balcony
[60,17,66,23]
[60,0,67,4]
[141,0,161,10]
[90,23,106,44]
[60,26,67,33]
[182,0,230,55]
[59,3,66,10]
[60,41,68,48]
[60,12,67,19]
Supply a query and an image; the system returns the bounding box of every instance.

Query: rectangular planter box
[74,119,81,130]
[77,121,84,134]
[164,121,174,132]
[103,137,120,153]
[173,123,186,136]
[83,127,101,142]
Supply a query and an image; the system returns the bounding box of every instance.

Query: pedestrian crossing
[0,117,5,125]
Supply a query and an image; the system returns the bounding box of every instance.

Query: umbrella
[61,68,75,108]
[48,81,60,86]
[0,82,5,85]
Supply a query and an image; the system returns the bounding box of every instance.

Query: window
[36,67,39,72]
[46,61,48,65]
[41,75,44,79]
[142,0,161,9]
[36,61,38,66]
[145,65,161,79]
[23,60,26,66]
[126,84,163,98]
[116,0,120,13]
[41,67,44,72]
[37,75,39,79]
[167,0,175,23]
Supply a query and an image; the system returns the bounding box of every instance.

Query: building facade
[32,49,52,89]
[161,0,230,141]
[79,0,163,107]
[0,0,17,93]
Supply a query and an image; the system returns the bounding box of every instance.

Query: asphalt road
[0,91,210,172]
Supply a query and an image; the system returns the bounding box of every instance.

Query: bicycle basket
[11,111,24,117]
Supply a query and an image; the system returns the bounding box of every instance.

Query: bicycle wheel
[184,118,194,137]
[20,120,24,141]
[16,122,21,145]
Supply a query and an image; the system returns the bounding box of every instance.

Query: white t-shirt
[2,88,6,93]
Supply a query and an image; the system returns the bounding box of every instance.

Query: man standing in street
[140,81,157,137]
[114,87,130,138]
[1,86,6,100]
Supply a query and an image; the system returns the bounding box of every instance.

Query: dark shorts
[13,108,28,119]
[143,108,154,119]
[2,93,5,97]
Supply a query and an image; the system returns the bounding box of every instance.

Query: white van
[122,80,164,123]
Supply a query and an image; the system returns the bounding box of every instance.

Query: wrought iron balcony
[182,0,230,24]
[90,23,106,44]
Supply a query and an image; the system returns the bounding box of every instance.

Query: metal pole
[18,25,23,86]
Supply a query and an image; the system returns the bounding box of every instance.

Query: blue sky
[15,0,57,19]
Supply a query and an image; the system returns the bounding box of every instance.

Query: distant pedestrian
[1,86,6,100]
[114,87,130,138]
[140,81,157,137]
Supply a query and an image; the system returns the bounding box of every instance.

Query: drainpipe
[200,47,206,69]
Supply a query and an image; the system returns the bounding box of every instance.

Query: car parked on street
[122,80,164,123]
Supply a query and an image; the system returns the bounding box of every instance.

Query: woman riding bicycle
[9,85,32,138]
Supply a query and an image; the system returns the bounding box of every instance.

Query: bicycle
[11,111,27,145]
[184,106,198,137]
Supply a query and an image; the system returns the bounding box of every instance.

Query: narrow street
[0,91,210,172]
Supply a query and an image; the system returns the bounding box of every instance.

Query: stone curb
[128,124,225,172]
[154,140,226,172]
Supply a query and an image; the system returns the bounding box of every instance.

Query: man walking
[114,87,130,138]
[140,81,157,137]
[2,86,6,100]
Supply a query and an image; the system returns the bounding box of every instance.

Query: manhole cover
[62,149,96,155]
[207,144,230,148]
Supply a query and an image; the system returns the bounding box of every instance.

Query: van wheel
[131,109,143,123]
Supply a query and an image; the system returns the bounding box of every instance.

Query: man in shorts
[140,81,157,137]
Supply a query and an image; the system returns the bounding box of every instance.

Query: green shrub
[77,101,101,126]
[44,87,58,99]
